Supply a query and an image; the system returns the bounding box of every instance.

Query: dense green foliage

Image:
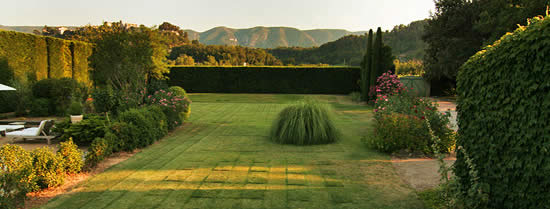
[270,100,340,145]
[268,20,426,66]
[423,0,549,85]
[361,30,374,101]
[455,14,550,208]
[114,107,169,151]
[360,28,396,101]
[169,43,282,66]
[394,59,424,76]
[60,114,108,145]
[84,137,111,169]
[366,112,428,153]
[32,78,85,116]
[0,30,92,113]
[168,66,360,94]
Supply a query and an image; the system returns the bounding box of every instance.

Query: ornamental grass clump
[270,100,340,145]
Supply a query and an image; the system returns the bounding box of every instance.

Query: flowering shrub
[146,89,191,130]
[369,93,455,154]
[369,71,404,99]
[57,139,84,174]
[365,112,430,153]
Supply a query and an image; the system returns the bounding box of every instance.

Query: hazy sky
[2,0,435,32]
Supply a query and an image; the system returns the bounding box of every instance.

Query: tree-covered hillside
[268,20,427,66]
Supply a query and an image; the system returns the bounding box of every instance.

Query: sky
[2,0,435,32]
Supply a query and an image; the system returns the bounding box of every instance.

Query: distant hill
[184,27,365,48]
[0,25,44,33]
[268,20,428,65]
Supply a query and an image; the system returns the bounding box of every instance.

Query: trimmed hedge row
[0,30,92,85]
[456,15,550,208]
[168,66,360,94]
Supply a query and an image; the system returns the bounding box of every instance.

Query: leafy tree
[175,54,195,66]
[88,23,167,105]
[423,0,549,89]
[204,55,218,66]
[361,30,374,101]
[170,43,282,66]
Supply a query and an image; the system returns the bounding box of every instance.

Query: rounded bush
[270,100,340,145]
[57,139,83,174]
[31,147,65,189]
[169,86,191,120]
[84,137,111,169]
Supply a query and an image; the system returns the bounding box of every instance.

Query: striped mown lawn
[41,94,424,209]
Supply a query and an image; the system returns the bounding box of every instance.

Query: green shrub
[84,137,112,169]
[29,98,50,117]
[146,89,190,129]
[0,171,31,209]
[168,66,360,94]
[31,147,65,189]
[270,100,340,145]
[32,78,81,115]
[56,139,83,174]
[373,94,454,154]
[61,114,108,145]
[117,108,155,150]
[145,106,168,139]
[455,14,550,208]
[365,113,429,153]
[168,86,191,120]
[91,87,120,114]
[66,100,83,115]
[0,31,48,83]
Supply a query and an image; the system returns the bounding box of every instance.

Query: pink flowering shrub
[367,91,455,154]
[145,89,191,130]
[369,71,405,99]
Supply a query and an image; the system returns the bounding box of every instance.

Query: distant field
[41,94,424,209]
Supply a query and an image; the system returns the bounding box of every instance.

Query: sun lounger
[6,120,56,144]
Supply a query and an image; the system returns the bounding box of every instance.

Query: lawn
[40,94,424,209]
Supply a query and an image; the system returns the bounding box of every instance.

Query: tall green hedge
[168,66,360,94]
[0,31,93,86]
[456,15,550,208]
[0,30,48,82]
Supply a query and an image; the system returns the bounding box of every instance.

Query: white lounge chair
[6,120,56,144]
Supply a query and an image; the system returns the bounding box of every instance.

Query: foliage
[84,137,112,169]
[394,59,424,76]
[169,43,282,66]
[115,108,156,151]
[175,54,195,66]
[32,78,83,115]
[88,22,168,105]
[371,93,454,154]
[29,98,51,117]
[372,71,405,97]
[361,30,374,101]
[0,171,30,209]
[270,100,340,145]
[67,100,83,115]
[365,112,429,153]
[0,145,35,182]
[0,30,93,86]
[61,114,108,145]
[56,139,84,174]
[168,66,360,94]
[422,0,549,87]
[146,88,190,129]
[360,28,396,101]
[268,20,427,66]
[455,13,550,208]
[168,86,191,120]
[91,86,121,114]
[31,147,65,189]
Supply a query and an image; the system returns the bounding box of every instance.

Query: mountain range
[0,25,366,48]
[183,27,366,48]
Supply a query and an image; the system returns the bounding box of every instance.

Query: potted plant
[67,101,83,123]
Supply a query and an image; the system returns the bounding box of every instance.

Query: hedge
[0,30,93,86]
[456,15,550,208]
[168,66,360,94]
[0,31,48,82]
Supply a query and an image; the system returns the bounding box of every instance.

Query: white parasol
[0,84,16,91]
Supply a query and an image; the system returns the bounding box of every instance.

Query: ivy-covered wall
[456,15,550,208]
[0,30,93,85]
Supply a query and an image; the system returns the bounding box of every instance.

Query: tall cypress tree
[361,29,374,101]
[369,27,383,98]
